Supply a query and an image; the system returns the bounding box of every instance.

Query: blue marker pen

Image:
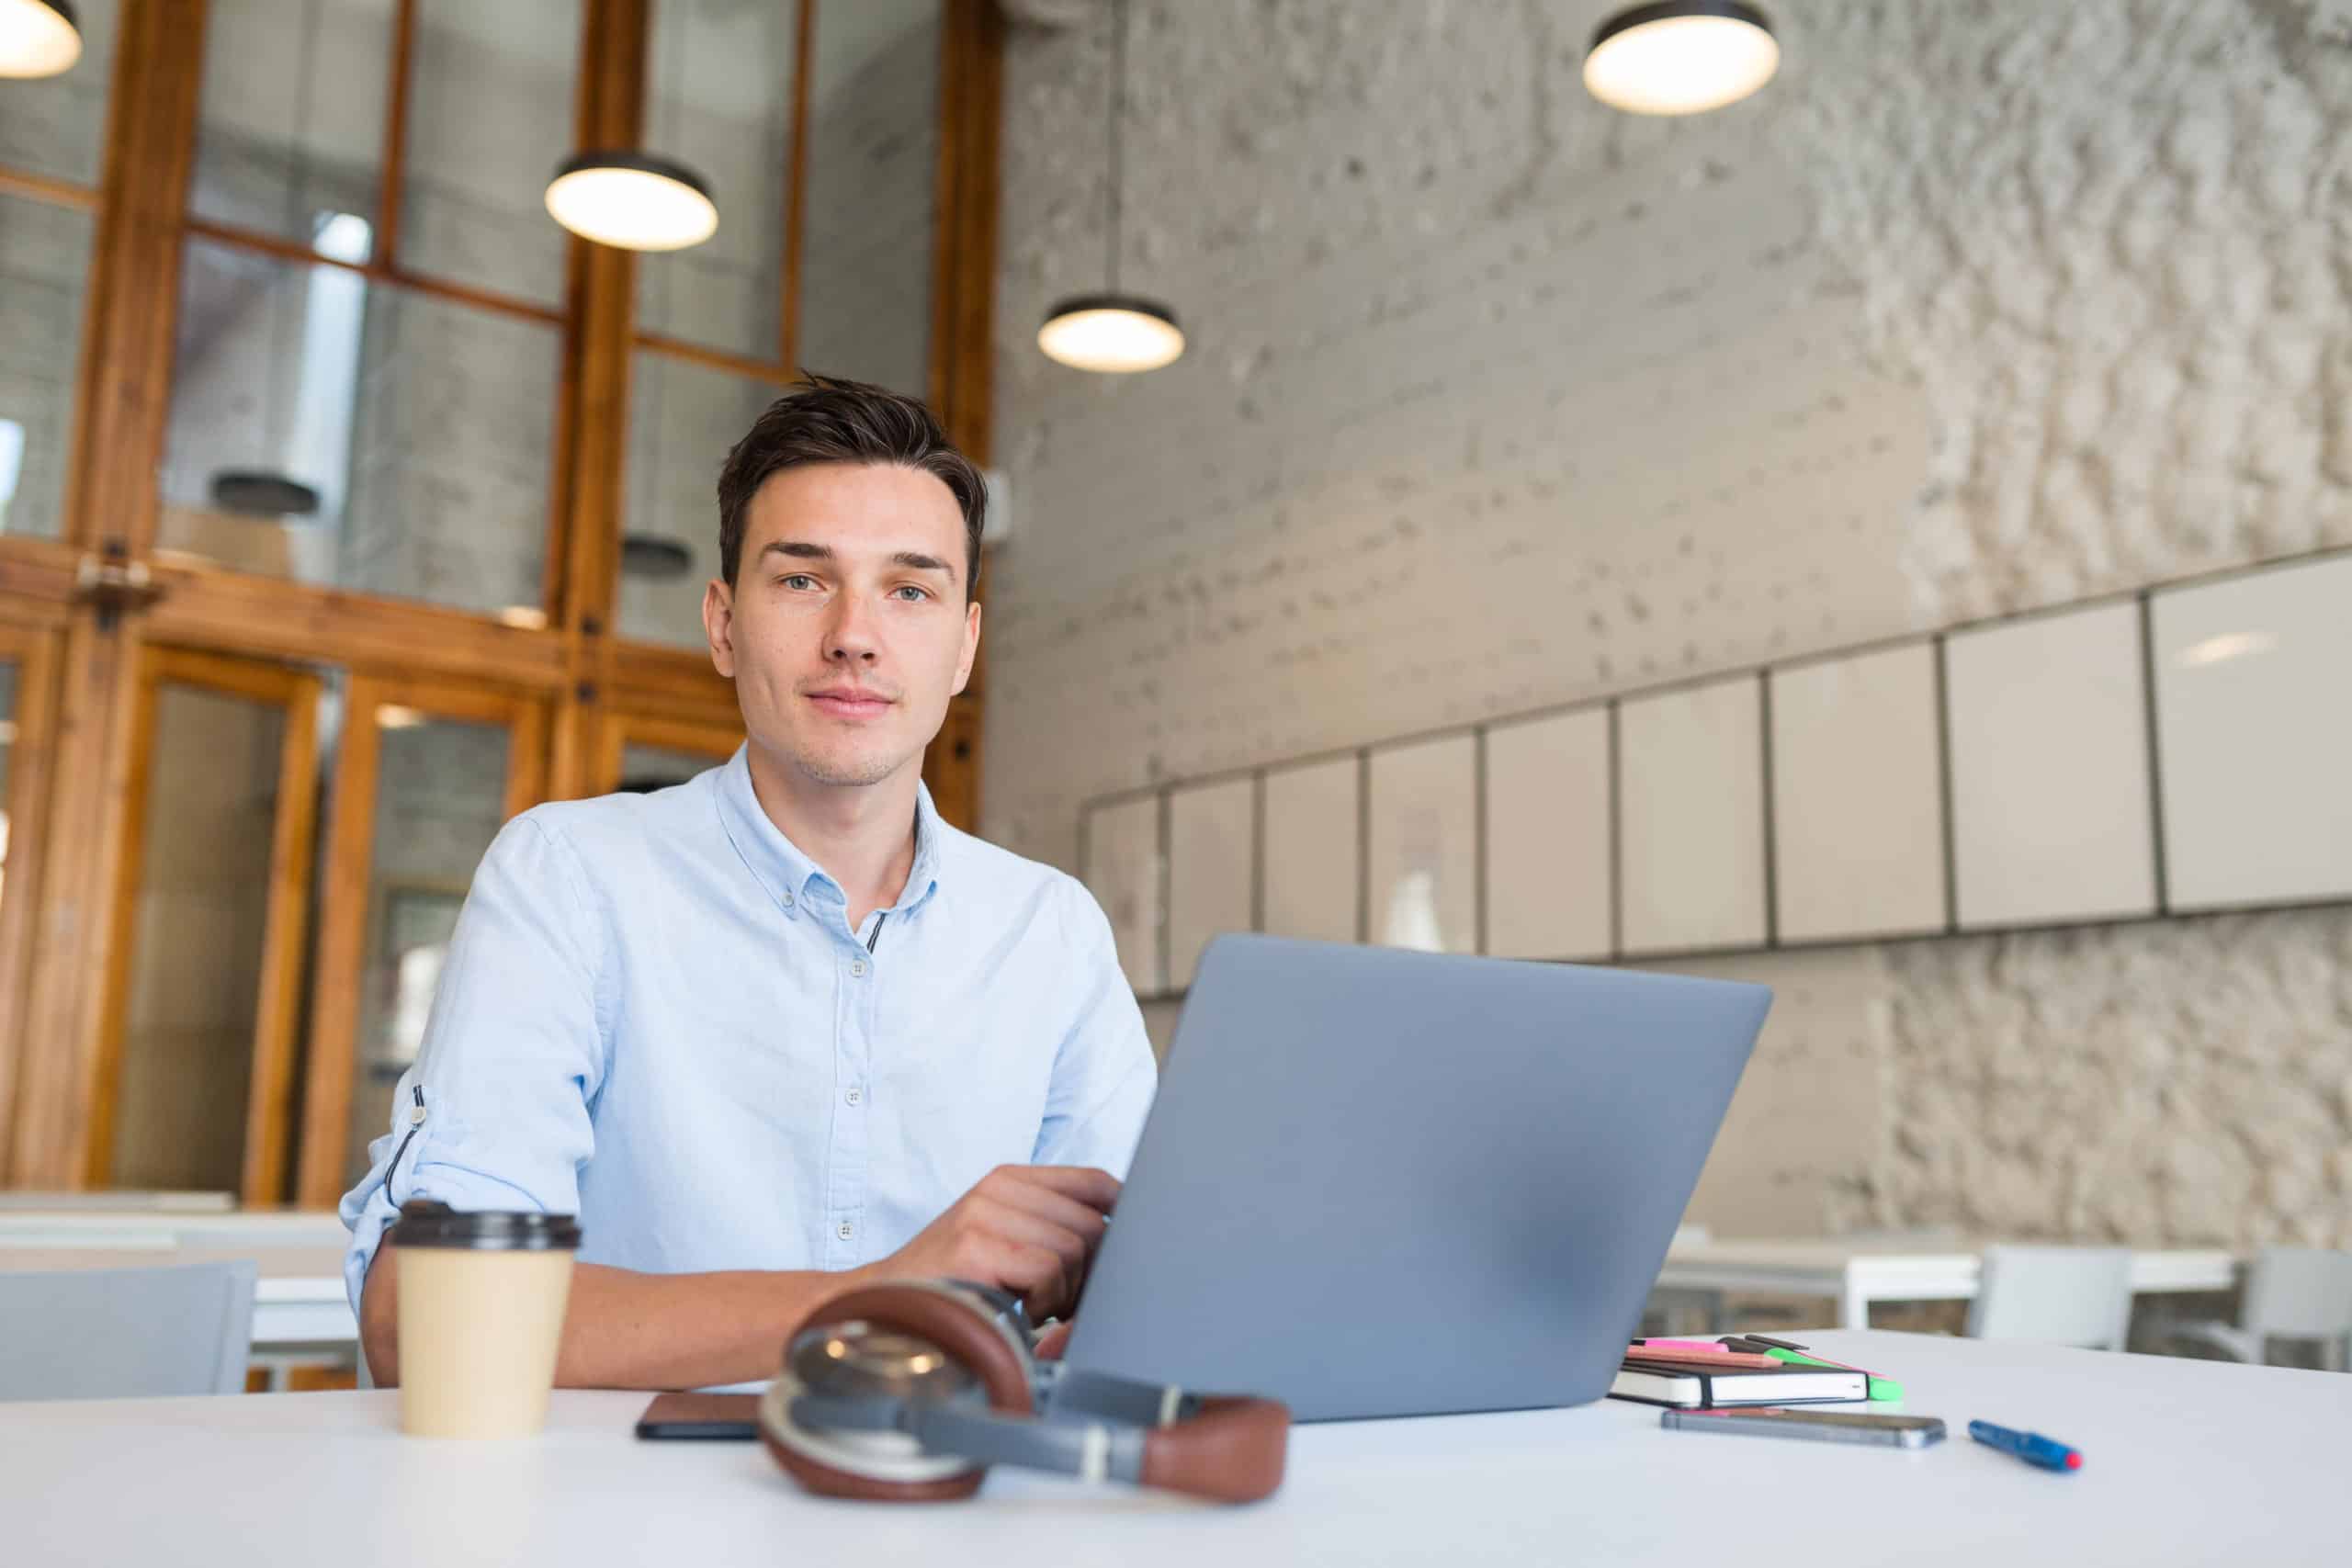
[1969,1420,2083,1472]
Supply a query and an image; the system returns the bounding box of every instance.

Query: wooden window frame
[86,646,323,1200]
[0,0,1003,1190]
[296,673,550,1206]
[0,620,63,1179]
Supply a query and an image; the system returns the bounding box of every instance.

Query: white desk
[1657,1238,2239,1328]
[0,1209,354,1355]
[4,1332,2344,1566]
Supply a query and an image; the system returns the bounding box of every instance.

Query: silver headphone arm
[790,1392,1149,1486]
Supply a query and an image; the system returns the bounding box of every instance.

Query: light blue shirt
[339,746,1157,1317]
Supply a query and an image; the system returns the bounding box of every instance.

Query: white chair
[2163,1247,2352,1371]
[1966,1246,2134,1349]
[0,1262,256,1401]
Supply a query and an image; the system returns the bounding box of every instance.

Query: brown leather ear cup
[762,1284,1035,1504]
[1140,1395,1291,1503]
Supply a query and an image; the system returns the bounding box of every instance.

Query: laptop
[1055,933,1770,1422]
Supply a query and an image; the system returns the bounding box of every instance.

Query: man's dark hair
[716,372,986,598]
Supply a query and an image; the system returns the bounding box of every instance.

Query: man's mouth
[806,689,895,720]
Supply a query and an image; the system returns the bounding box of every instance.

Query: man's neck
[741,743,921,931]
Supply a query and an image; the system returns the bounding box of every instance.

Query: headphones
[757,1278,1289,1504]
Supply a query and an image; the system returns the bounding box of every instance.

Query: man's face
[704,462,979,791]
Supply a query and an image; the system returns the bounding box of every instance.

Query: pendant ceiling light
[1584,2,1779,117]
[1037,0,1182,373]
[544,151,718,252]
[0,0,81,78]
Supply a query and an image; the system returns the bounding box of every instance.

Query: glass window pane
[0,0,119,187]
[637,0,796,358]
[397,0,580,308]
[797,0,940,394]
[620,349,776,649]
[345,712,511,1185]
[0,193,96,540]
[187,0,392,258]
[109,682,285,1191]
[618,739,731,794]
[159,238,556,619]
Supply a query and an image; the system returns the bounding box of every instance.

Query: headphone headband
[760,1280,1288,1504]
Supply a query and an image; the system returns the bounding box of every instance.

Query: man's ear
[951,598,981,696]
[703,578,737,679]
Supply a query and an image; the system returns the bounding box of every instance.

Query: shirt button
[844,1088,863,1107]
[783,891,795,908]
[837,1222,854,1241]
[850,959,867,977]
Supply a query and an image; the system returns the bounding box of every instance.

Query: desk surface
[5,1331,2344,1566]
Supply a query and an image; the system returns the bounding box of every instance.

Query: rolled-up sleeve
[338,812,610,1314]
[1030,881,1158,1178]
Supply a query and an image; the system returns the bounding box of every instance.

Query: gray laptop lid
[1058,934,1770,1422]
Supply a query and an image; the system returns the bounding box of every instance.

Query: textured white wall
[985,0,2352,1246]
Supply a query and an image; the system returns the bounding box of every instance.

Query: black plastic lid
[389,1200,582,1251]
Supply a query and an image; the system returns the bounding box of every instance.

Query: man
[341,375,1155,1391]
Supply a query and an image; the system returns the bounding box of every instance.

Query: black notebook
[1609,1357,1868,1408]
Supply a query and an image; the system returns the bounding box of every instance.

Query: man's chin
[781,743,909,790]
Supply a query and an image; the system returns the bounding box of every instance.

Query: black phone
[1660,1407,1947,1448]
[634,1392,761,1440]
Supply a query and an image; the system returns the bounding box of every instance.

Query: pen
[1629,1338,1731,1353]
[1969,1420,2083,1472]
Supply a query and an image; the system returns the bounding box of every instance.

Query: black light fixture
[1037,0,1183,373]
[0,0,81,79]
[545,150,718,252]
[1584,2,1779,116]
[619,533,695,581]
[209,469,322,518]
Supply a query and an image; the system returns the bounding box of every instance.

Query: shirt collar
[714,745,944,920]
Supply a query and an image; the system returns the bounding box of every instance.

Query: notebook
[1610,1357,1869,1408]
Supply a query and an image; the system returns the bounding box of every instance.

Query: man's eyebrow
[891,551,956,582]
[755,540,955,583]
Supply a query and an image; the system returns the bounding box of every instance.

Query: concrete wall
[985,0,2352,1247]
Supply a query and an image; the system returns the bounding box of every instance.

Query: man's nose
[825,595,881,663]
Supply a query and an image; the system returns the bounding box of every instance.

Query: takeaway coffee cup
[390,1200,582,1438]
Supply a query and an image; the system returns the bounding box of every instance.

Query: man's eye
[892,585,929,602]
[779,574,817,591]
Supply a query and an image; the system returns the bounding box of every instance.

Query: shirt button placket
[832,933,875,1267]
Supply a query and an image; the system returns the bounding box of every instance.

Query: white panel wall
[1482,708,1612,961]
[1620,675,1767,955]
[1770,643,1948,943]
[1167,776,1256,989]
[1262,756,1360,944]
[1946,602,2157,929]
[2152,555,2352,910]
[1365,734,1476,953]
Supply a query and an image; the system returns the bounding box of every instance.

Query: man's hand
[856,1165,1120,1322]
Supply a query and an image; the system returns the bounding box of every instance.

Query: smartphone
[1659,1407,1946,1449]
[635,1392,761,1440]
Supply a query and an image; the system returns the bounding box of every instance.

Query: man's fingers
[1000,1242,1075,1320]
[991,1165,1122,1214]
[978,1180,1111,1247]
[967,1197,1087,1304]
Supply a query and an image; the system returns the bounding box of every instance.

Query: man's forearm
[360,1243,870,1391]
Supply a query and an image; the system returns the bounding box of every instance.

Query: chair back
[2242,1248,2352,1340]
[0,1261,255,1401]
[1965,1246,2134,1349]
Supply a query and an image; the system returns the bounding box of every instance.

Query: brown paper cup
[390,1201,581,1438]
